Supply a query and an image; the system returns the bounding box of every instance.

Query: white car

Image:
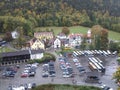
[75,62,80,66]
[24,67,31,70]
[28,83,32,89]
[12,86,25,90]
[100,84,113,90]
[23,70,29,73]
[63,74,70,78]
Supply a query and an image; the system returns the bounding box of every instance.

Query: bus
[88,58,105,73]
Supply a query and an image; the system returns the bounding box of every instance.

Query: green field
[35,26,89,35]
[109,31,120,41]
[36,26,120,41]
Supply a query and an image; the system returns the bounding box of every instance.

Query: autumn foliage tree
[3,32,13,42]
[100,29,109,50]
[113,67,120,82]
[61,27,70,36]
[91,25,108,50]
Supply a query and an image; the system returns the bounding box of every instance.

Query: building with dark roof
[0,49,44,65]
[30,49,44,60]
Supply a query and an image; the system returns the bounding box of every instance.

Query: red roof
[68,33,83,38]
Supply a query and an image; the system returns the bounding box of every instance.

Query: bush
[117,57,120,64]
[27,60,35,64]
[118,53,120,57]
[31,84,101,90]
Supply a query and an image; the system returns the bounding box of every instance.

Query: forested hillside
[0,0,119,35]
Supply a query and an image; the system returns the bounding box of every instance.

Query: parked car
[27,83,32,89]
[42,72,49,77]
[100,84,113,90]
[2,71,15,77]
[16,65,20,69]
[32,83,36,88]
[28,72,35,77]
[63,73,71,78]
[24,84,28,90]
[21,72,28,78]
[77,67,85,72]
[7,85,12,90]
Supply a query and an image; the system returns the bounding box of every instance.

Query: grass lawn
[36,26,120,41]
[109,31,120,41]
[34,26,89,35]
[0,46,15,53]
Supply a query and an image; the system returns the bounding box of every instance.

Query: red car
[21,72,28,77]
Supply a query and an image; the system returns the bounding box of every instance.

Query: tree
[80,37,86,50]
[100,29,108,50]
[91,25,108,50]
[109,41,119,52]
[91,25,102,49]
[61,27,70,36]
[113,67,120,82]
[16,27,26,49]
[3,32,13,42]
[95,35,101,50]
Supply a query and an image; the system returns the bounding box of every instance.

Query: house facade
[30,49,44,60]
[86,29,92,43]
[27,38,45,50]
[53,38,61,48]
[68,33,83,48]
[30,39,45,50]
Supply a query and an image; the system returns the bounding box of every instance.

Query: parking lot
[0,50,118,90]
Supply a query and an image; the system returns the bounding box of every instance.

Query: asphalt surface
[0,52,118,90]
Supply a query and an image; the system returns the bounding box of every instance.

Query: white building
[29,49,44,60]
[87,29,92,43]
[53,38,61,48]
[68,33,83,48]
[11,31,19,39]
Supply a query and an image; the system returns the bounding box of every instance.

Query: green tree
[113,67,120,82]
[95,35,101,50]
[80,37,86,50]
[109,41,119,52]
[16,27,26,49]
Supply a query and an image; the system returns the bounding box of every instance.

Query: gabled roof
[34,31,54,38]
[1,50,30,57]
[0,49,44,57]
[57,32,66,37]
[68,33,83,39]
[29,38,45,46]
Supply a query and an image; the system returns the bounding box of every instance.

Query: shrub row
[31,84,101,90]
